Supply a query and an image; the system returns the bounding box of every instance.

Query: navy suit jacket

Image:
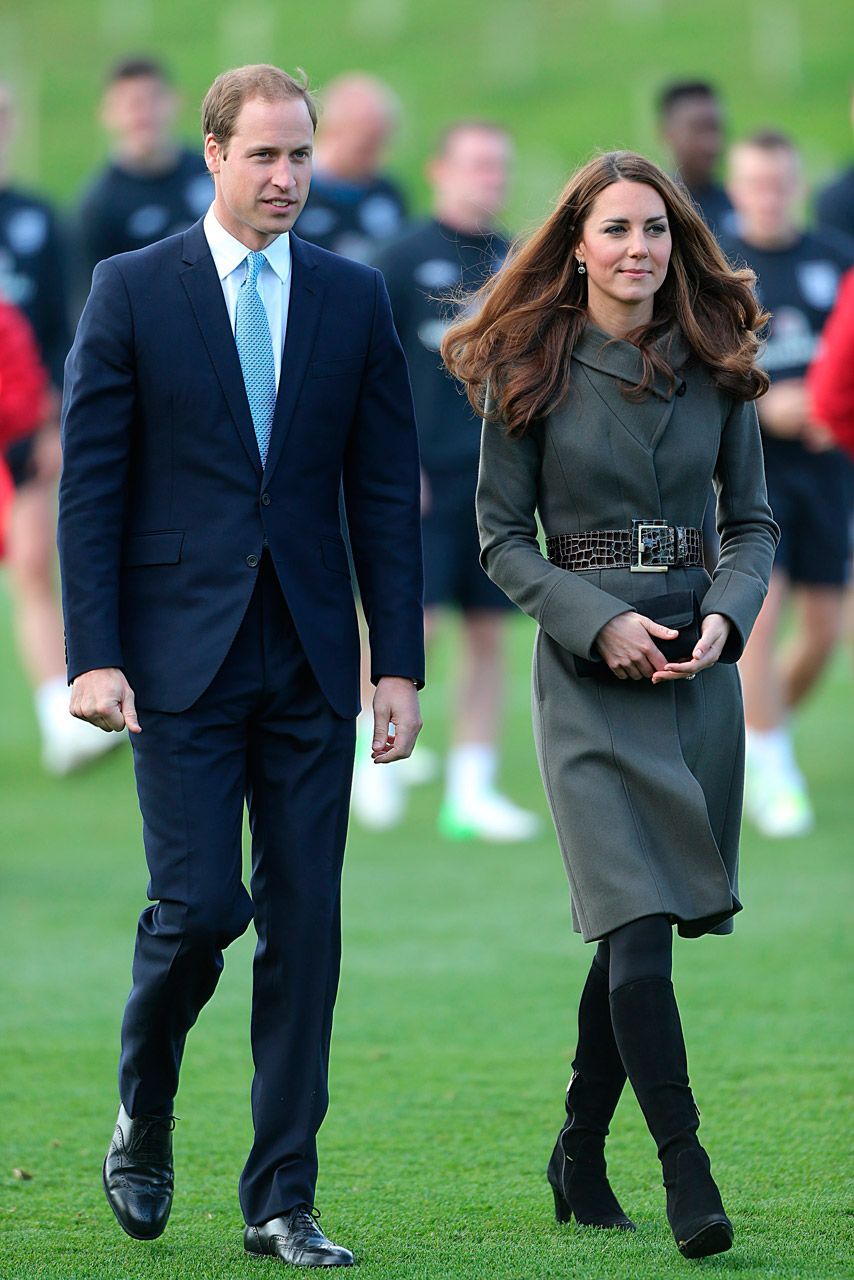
[58,220,424,718]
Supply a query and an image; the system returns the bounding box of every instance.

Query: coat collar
[572,322,689,401]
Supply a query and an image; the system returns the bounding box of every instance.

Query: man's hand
[30,421,62,482]
[371,676,422,763]
[70,667,141,733]
[800,419,836,453]
[650,613,732,684]
[757,378,810,439]
[595,612,679,681]
[420,468,432,518]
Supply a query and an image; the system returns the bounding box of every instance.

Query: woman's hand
[650,612,732,684]
[595,612,679,681]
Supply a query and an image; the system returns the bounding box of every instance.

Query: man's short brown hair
[202,64,317,147]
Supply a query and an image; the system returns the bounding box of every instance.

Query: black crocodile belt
[546,520,704,573]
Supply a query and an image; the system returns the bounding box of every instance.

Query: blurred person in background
[0,297,118,772]
[368,122,540,841]
[76,57,211,282]
[295,73,418,816]
[816,85,854,242]
[294,72,407,261]
[0,81,71,385]
[443,149,776,1260]
[658,80,735,571]
[658,80,736,238]
[808,266,854,458]
[0,83,117,773]
[721,131,854,837]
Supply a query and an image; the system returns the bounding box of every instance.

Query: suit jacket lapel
[262,234,324,486]
[179,220,263,476]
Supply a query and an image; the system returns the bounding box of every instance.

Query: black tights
[593,914,673,992]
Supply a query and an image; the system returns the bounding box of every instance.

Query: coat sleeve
[57,259,135,682]
[343,268,425,687]
[476,400,632,659]
[701,395,780,662]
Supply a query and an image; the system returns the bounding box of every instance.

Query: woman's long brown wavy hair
[440,150,769,436]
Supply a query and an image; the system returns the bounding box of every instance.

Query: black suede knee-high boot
[609,978,733,1259]
[547,959,635,1229]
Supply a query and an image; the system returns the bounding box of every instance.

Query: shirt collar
[203,204,291,284]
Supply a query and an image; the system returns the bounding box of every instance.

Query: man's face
[662,95,725,181]
[430,128,511,220]
[333,100,394,178]
[101,74,177,161]
[205,96,314,249]
[727,144,802,242]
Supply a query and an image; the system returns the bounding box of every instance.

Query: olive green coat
[476,325,779,941]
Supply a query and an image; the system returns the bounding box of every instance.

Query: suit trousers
[118,553,356,1224]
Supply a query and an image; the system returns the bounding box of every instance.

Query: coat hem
[575,895,742,943]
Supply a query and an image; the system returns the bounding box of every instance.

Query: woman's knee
[606,914,673,991]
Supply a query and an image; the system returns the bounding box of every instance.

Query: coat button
[261,492,271,506]
[246,554,259,567]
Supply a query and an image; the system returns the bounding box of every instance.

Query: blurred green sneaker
[744,763,814,838]
[438,791,541,843]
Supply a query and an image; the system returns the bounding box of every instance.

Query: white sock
[35,675,72,742]
[445,744,497,808]
[746,725,801,782]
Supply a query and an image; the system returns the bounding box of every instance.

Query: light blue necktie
[235,250,276,466]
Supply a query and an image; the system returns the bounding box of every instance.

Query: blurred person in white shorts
[721,131,854,837]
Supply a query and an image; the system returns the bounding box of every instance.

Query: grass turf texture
[2,0,853,228]
[1,580,852,1279]
[2,7,853,1272]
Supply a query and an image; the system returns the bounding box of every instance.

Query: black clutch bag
[574,590,702,681]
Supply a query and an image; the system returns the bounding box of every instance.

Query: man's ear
[204,133,222,175]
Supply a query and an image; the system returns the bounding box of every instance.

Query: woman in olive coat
[442,151,778,1260]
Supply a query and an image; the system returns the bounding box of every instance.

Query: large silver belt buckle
[631,519,671,573]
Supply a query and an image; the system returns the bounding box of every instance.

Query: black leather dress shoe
[102,1104,175,1240]
[244,1207,354,1267]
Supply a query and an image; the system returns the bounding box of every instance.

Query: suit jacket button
[246,554,259,567]
[261,493,271,506]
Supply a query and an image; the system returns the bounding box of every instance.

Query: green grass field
[1,1,853,1276]
[1,584,852,1280]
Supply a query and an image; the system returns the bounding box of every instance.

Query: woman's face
[575,180,672,325]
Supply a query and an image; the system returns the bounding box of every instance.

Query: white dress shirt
[203,205,292,387]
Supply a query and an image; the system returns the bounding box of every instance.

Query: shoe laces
[290,1204,322,1233]
[128,1115,175,1163]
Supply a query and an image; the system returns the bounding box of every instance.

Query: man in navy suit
[58,64,424,1268]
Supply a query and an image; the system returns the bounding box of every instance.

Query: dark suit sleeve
[343,269,425,687]
[58,259,135,682]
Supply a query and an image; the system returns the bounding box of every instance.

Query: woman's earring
[577,259,586,274]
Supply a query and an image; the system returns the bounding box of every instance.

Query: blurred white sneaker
[394,745,440,788]
[41,717,127,777]
[438,790,541,842]
[351,759,407,830]
[744,760,814,838]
